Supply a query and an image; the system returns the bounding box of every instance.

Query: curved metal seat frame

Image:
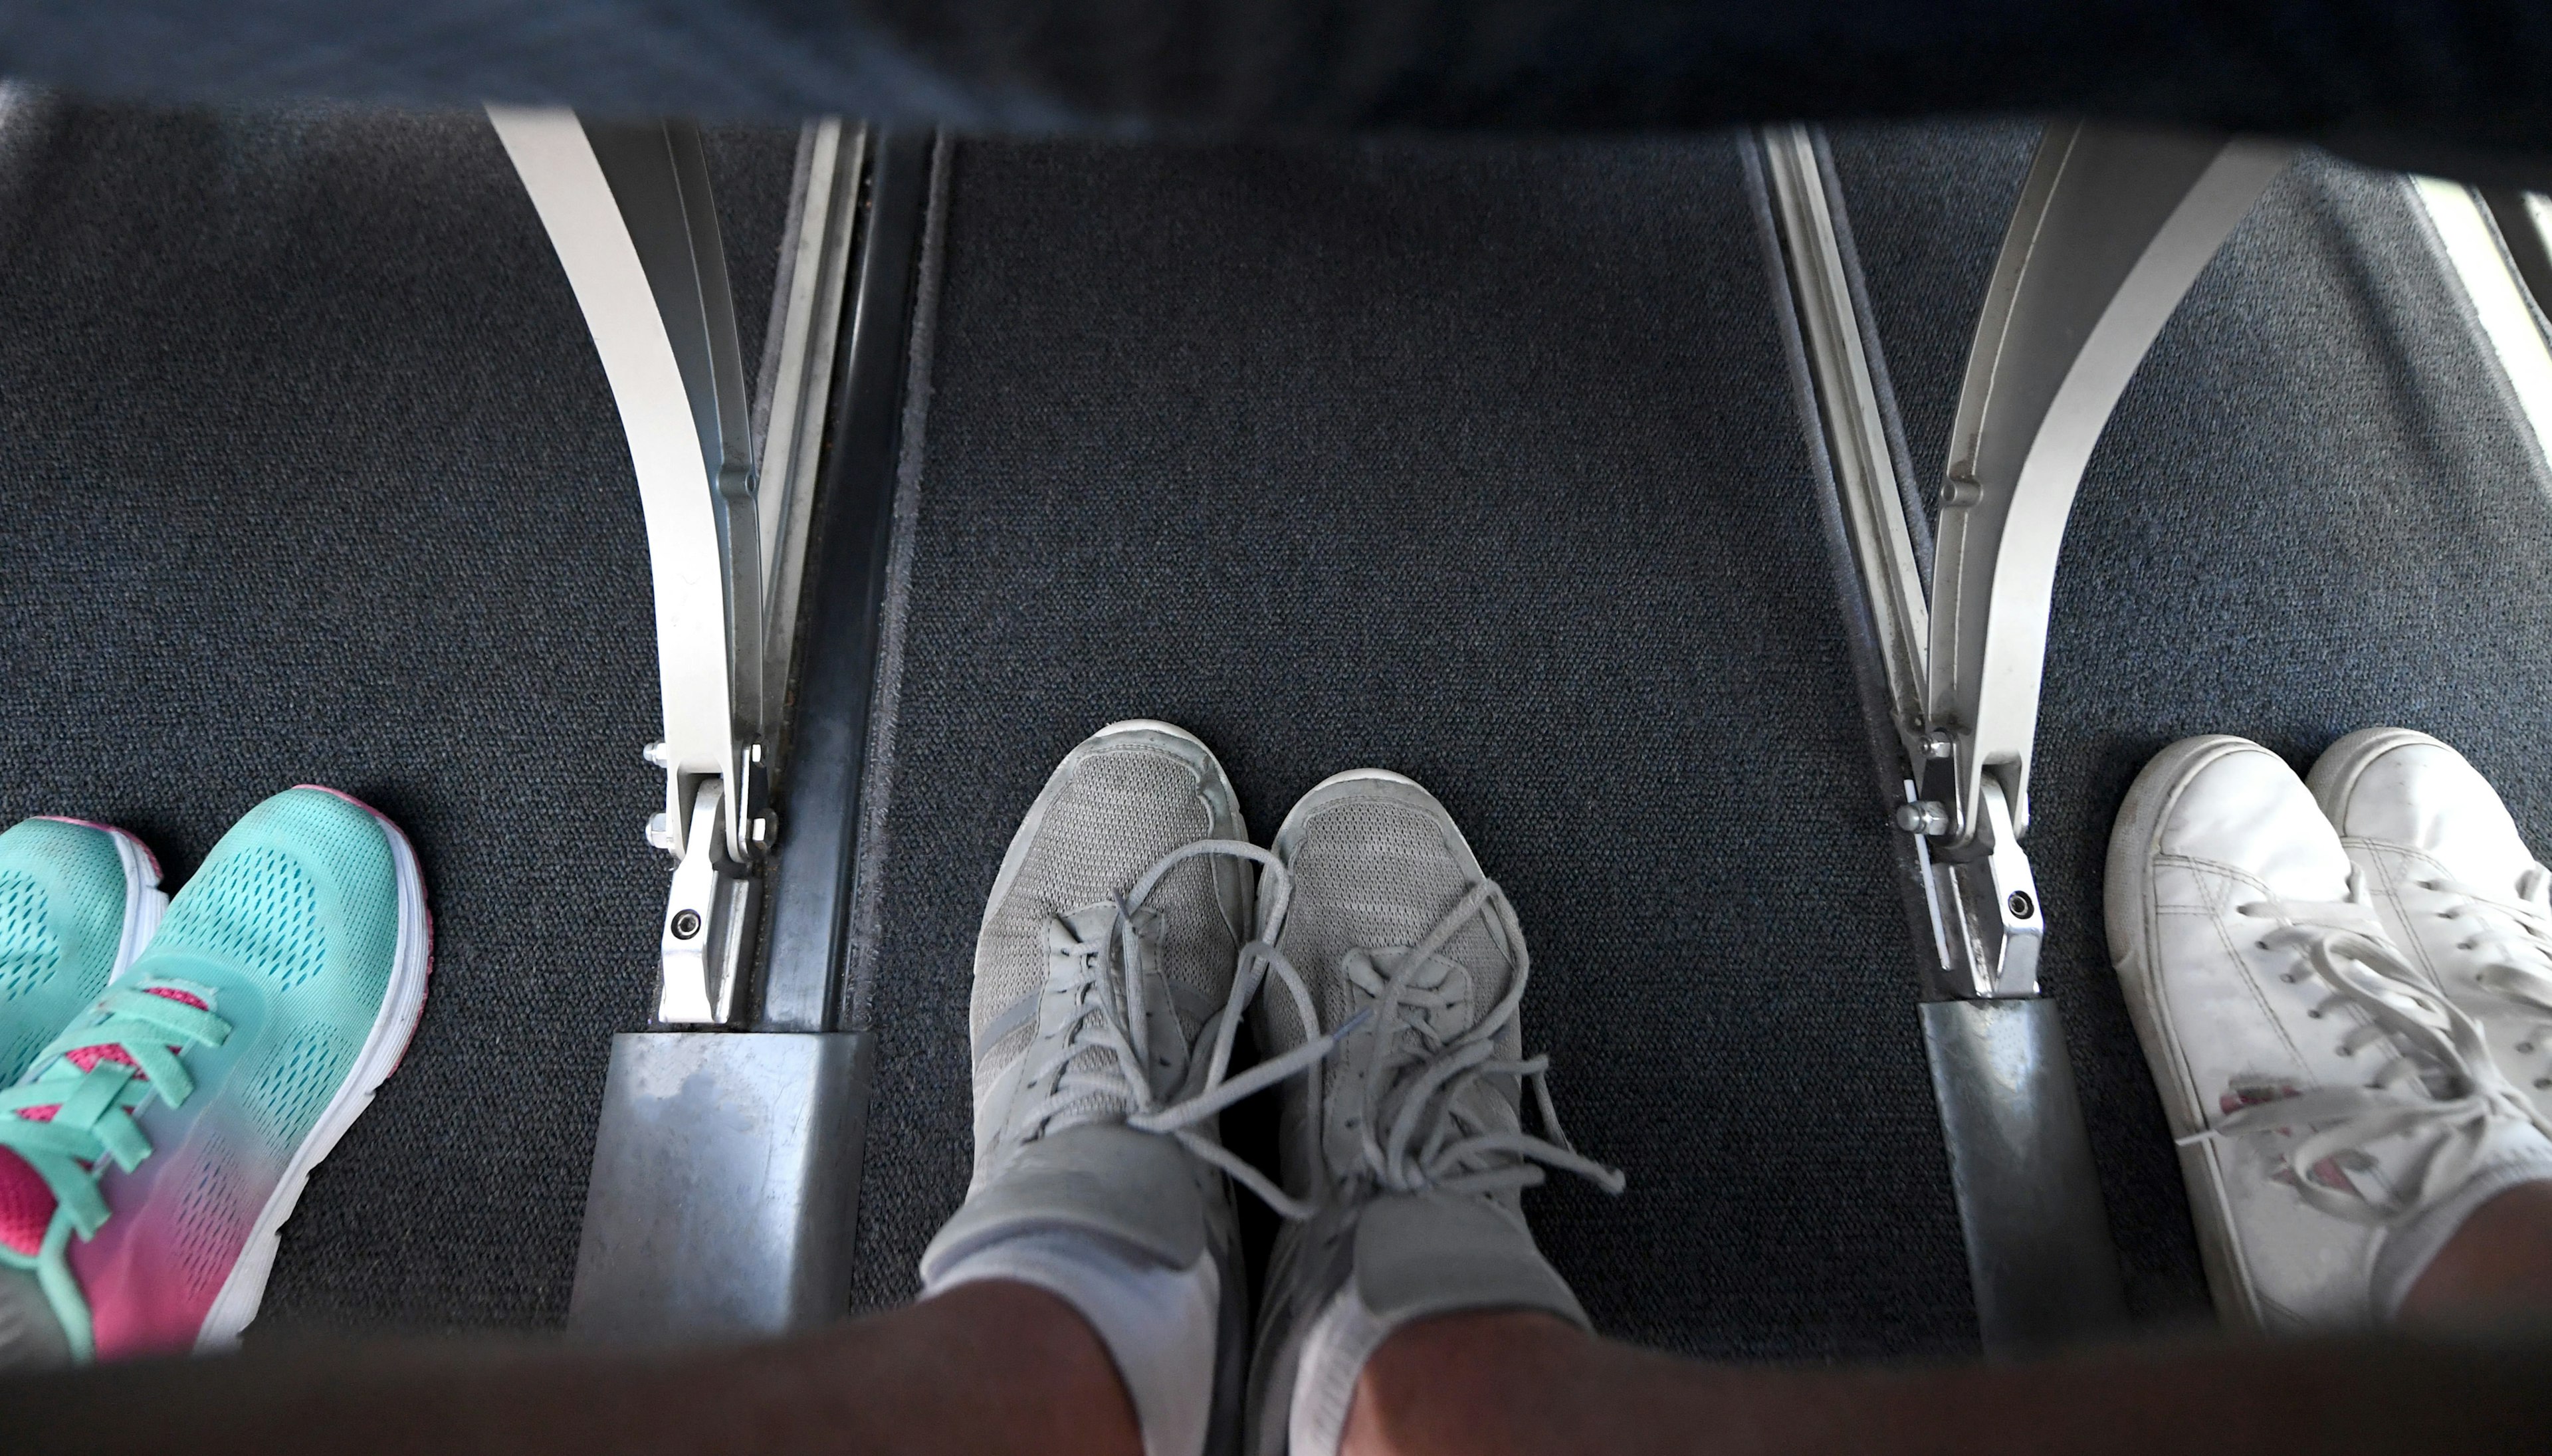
[1915,126,2291,997]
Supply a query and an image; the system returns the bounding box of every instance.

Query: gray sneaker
[1245,770,1621,1456]
[920,720,1275,1453]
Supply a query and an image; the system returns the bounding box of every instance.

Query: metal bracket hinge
[645,740,771,1026]
[1898,774,2042,999]
[655,776,763,1026]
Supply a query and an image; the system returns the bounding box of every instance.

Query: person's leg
[2,1279,1137,1456]
[915,720,1313,1456]
[23,727,2552,1456]
[1297,736,2552,1455]
[13,718,1286,1456]
[1344,1181,2552,1456]
[2397,1179,2552,1319]
[1,1211,2543,1456]
[1242,768,1626,1456]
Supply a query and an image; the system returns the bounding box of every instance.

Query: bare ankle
[1342,1310,1591,1456]
[2400,1180,2552,1325]
[904,1281,1142,1455]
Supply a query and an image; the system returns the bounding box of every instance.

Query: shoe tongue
[0,985,213,1255]
[1036,904,1184,1130]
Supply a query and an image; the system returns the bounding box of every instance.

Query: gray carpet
[1830,128,2552,1325]
[845,134,1982,1360]
[0,96,796,1333]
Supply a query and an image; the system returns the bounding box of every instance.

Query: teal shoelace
[0,980,232,1356]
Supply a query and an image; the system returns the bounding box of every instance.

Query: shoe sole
[33,817,167,982]
[194,788,435,1350]
[2304,725,2451,829]
[2103,733,2276,1333]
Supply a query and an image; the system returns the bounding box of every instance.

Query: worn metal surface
[568,1031,874,1337]
[1921,997,2126,1355]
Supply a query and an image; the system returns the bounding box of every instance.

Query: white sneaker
[1245,770,1622,1456]
[2107,736,2552,1331]
[2309,727,2552,1126]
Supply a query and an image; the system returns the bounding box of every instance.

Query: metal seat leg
[1772,122,2287,1352]
[490,110,887,1338]
[491,108,776,1023]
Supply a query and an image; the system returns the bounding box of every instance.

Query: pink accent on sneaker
[62,1045,130,1073]
[0,1100,70,1257]
[0,986,220,1259]
[62,988,206,1075]
[0,1147,47,1255]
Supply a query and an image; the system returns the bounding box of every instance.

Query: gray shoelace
[1290,875,1626,1203]
[1004,838,1364,1219]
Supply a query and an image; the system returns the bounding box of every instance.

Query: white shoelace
[2182,890,2539,1222]
[2424,867,2552,1092]
[1002,838,1364,1220]
[1307,877,1626,1202]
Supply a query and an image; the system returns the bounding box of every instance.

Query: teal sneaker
[0,787,430,1361]
[0,817,166,1088]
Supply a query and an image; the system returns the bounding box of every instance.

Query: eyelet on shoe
[2337,1045,2353,1057]
[2280,972,2296,983]
[2307,1009,2323,1019]
[2537,1077,2551,1089]
[2521,1042,2537,1054]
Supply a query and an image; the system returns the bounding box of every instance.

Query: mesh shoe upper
[0,819,152,1089]
[1255,773,1613,1213]
[964,725,1254,1186]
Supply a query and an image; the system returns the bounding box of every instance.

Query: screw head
[2006,890,2036,920]
[669,909,703,940]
